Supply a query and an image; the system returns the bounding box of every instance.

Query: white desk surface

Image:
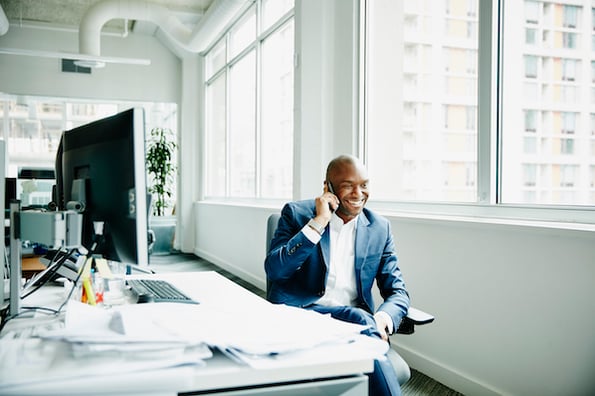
[0,271,381,396]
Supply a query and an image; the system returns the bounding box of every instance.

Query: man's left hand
[373,311,393,342]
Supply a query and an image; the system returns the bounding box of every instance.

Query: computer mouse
[136,294,154,304]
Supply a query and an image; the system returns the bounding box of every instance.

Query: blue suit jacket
[265,200,410,328]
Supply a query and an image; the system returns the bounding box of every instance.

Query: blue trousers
[309,305,401,396]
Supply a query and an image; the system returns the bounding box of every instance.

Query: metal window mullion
[225,34,232,198]
[258,8,295,43]
[358,0,368,164]
[255,0,262,198]
[477,0,498,204]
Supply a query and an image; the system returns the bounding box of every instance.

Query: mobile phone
[327,181,336,195]
[327,182,337,212]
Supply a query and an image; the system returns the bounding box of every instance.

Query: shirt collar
[330,211,358,230]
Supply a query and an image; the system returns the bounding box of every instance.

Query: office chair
[265,213,434,385]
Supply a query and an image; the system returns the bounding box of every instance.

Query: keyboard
[127,279,199,304]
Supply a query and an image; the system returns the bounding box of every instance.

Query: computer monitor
[56,108,149,266]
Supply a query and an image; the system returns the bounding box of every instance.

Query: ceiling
[0,0,215,34]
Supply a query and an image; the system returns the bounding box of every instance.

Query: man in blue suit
[265,154,410,396]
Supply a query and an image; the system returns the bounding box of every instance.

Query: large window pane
[229,6,256,60]
[261,0,294,32]
[365,0,478,202]
[229,51,257,197]
[261,19,294,198]
[205,40,226,80]
[501,0,595,205]
[205,76,227,197]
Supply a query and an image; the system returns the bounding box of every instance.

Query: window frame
[203,1,295,200]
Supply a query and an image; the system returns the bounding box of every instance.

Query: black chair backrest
[266,213,281,253]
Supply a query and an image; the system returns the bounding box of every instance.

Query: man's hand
[313,183,339,225]
[374,311,393,342]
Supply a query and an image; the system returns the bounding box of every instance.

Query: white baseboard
[394,344,504,396]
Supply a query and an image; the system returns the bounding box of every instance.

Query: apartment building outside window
[204,0,294,199]
[363,0,595,212]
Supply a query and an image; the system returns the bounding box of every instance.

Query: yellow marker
[78,256,96,305]
[82,277,96,306]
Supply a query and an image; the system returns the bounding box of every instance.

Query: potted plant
[146,127,177,254]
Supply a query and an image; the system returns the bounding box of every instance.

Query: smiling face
[326,157,369,223]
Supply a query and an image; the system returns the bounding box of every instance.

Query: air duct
[79,0,250,62]
[0,4,9,36]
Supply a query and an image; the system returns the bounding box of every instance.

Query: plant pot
[148,216,176,255]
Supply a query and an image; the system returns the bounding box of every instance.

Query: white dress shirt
[316,212,358,307]
[302,212,395,334]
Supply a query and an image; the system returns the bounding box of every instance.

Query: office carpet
[148,252,464,396]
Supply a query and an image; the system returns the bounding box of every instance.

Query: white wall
[0,25,180,102]
[390,216,595,396]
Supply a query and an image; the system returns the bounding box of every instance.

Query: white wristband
[307,219,325,235]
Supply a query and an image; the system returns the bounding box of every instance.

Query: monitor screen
[56,108,149,266]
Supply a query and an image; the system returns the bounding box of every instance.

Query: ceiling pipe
[79,0,250,59]
[79,0,192,57]
[0,4,9,36]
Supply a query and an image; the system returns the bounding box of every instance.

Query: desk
[0,271,380,396]
[21,255,46,279]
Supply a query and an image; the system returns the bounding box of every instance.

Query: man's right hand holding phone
[313,181,339,228]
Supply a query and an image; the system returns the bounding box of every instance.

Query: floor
[148,252,463,396]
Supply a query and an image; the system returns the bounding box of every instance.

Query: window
[525,55,538,78]
[560,138,574,154]
[526,28,537,44]
[525,110,537,132]
[260,19,295,198]
[229,52,257,197]
[205,76,226,197]
[0,94,177,208]
[204,0,294,199]
[229,7,256,60]
[501,1,593,206]
[562,32,577,49]
[362,0,595,216]
[563,5,579,29]
[561,112,576,134]
[525,1,540,24]
[364,0,478,202]
[561,59,576,81]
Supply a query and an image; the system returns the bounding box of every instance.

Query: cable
[20,248,76,299]
[1,248,80,333]
[56,266,83,314]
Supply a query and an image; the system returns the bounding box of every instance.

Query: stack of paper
[0,300,211,392]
